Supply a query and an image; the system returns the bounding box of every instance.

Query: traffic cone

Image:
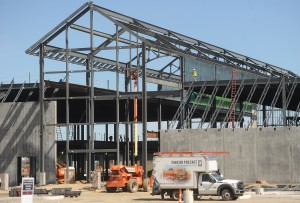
[178,188,182,203]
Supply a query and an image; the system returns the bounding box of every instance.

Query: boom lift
[106,165,151,193]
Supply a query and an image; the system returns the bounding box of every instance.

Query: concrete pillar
[251,104,258,128]
[0,173,9,190]
[92,171,102,189]
[39,172,46,186]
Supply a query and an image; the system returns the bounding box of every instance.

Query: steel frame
[235,78,258,127]
[169,80,195,129]
[247,77,272,128]
[23,2,300,183]
[210,80,233,128]
[185,81,208,126]
[198,80,221,128]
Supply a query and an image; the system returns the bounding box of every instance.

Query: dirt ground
[1,182,300,203]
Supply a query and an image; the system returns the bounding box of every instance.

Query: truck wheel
[171,190,179,200]
[127,179,139,193]
[106,187,117,193]
[232,196,239,200]
[160,190,166,199]
[143,178,151,192]
[195,195,202,200]
[221,189,233,201]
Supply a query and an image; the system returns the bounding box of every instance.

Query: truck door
[198,173,217,195]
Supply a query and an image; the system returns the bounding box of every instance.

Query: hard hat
[193,68,195,70]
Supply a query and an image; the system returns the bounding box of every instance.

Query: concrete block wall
[160,127,300,183]
[0,102,56,186]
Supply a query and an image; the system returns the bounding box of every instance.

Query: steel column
[142,42,147,177]
[158,62,162,151]
[282,77,287,126]
[158,99,162,152]
[262,105,266,127]
[130,123,134,165]
[239,102,244,128]
[212,98,217,128]
[180,56,185,128]
[81,125,84,140]
[116,24,120,164]
[88,4,95,182]
[39,44,45,176]
[105,124,109,141]
[125,65,130,165]
[65,25,71,183]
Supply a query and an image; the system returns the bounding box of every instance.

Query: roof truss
[26,2,298,82]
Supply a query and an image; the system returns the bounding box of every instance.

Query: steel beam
[88,6,95,182]
[116,25,120,164]
[282,78,287,126]
[67,149,117,153]
[65,26,71,184]
[39,44,45,184]
[26,3,90,54]
[142,42,147,177]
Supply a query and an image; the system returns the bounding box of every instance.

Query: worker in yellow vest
[192,68,197,81]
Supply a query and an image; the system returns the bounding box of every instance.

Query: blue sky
[0,0,299,85]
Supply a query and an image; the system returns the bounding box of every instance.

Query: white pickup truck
[152,152,244,201]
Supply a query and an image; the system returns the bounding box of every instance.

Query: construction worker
[192,68,197,81]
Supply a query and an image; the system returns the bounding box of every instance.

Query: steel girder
[26,2,298,84]
[184,77,300,128]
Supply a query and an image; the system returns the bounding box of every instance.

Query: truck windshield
[211,173,224,181]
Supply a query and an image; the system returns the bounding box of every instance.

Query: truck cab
[152,152,245,201]
[198,172,244,200]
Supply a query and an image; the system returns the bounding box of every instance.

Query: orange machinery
[106,165,151,193]
[56,161,67,183]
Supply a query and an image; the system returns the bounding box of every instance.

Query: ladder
[223,79,245,128]
[229,68,238,128]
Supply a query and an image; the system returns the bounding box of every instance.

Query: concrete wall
[160,127,300,183]
[0,101,56,186]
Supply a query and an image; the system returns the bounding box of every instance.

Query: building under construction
[1,2,300,186]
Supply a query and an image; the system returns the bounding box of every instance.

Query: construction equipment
[106,165,150,193]
[56,161,67,183]
[152,151,244,201]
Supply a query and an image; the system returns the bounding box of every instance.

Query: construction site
[1,1,300,202]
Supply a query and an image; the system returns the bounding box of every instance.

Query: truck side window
[202,174,210,182]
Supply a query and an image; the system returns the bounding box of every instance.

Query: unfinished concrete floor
[1,183,300,203]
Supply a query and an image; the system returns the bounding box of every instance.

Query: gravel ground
[1,183,300,203]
